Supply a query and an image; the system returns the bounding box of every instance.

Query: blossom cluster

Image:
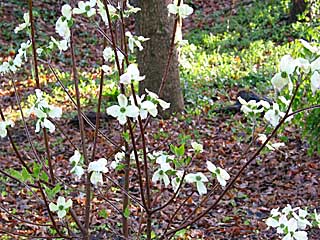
[167,0,194,19]
[0,40,31,75]
[151,143,230,195]
[266,205,313,240]
[271,43,320,95]
[27,89,62,133]
[69,150,109,186]
[107,88,170,125]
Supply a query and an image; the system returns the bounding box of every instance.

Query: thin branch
[28,0,55,184]
[0,205,51,227]
[69,29,91,238]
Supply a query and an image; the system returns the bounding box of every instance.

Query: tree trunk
[135,0,184,117]
[290,0,307,22]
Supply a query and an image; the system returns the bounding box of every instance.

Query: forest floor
[0,0,319,239]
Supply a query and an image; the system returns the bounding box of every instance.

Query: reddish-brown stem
[28,0,55,184]
[89,29,107,181]
[11,79,48,171]
[162,191,195,238]
[43,128,55,184]
[28,0,40,88]
[0,205,51,227]
[69,30,90,239]
[69,209,86,235]
[286,104,320,118]
[37,182,65,238]
[0,107,32,172]
[150,171,187,214]
[158,0,181,98]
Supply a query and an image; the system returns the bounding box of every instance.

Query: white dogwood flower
[190,141,203,153]
[103,47,113,62]
[49,196,72,219]
[50,37,69,52]
[102,47,125,66]
[266,206,310,240]
[292,209,311,230]
[55,4,72,41]
[61,4,72,21]
[185,172,208,195]
[111,151,125,169]
[73,0,97,17]
[311,57,320,72]
[69,150,84,179]
[257,134,285,151]
[14,13,30,33]
[264,103,285,127]
[271,55,296,92]
[0,120,14,138]
[300,39,320,54]
[125,1,141,15]
[129,94,157,119]
[0,62,9,75]
[125,31,149,53]
[295,58,310,74]
[311,71,320,94]
[152,166,171,187]
[55,17,70,40]
[283,218,308,240]
[238,96,270,115]
[172,170,184,192]
[156,154,173,171]
[145,88,170,110]
[120,64,145,84]
[107,94,139,125]
[168,0,194,19]
[88,158,108,185]
[206,161,230,187]
[18,40,31,60]
[29,89,62,133]
[96,0,117,25]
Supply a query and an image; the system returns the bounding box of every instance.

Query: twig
[70,29,91,239]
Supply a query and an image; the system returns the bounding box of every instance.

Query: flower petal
[107,105,121,117]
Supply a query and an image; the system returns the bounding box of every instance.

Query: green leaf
[46,184,62,200]
[175,228,187,237]
[123,131,130,143]
[170,144,177,155]
[123,206,130,219]
[184,156,191,165]
[177,144,185,156]
[40,172,49,182]
[116,163,126,171]
[21,167,31,182]
[170,144,185,157]
[32,162,41,179]
[10,169,22,181]
[52,184,62,196]
[98,209,108,219]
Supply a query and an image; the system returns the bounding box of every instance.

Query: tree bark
[135,0,184,117]
[290,0,307,22]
